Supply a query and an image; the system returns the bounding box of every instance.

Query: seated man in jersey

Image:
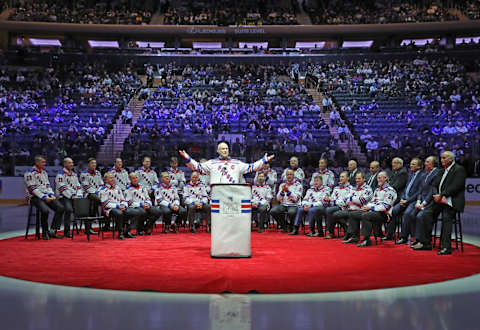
[309,158,335,189]
[270,169,303,233]
[168,156,186,203]
[357,171,397,247]
[24,155,65,239]
[183,171,210,233]
[251,172,273,233]
[254,163,277,192]
[125,172,162,235]
[281,156,305,184]
[290,175,331,237]
[55,157,84,238]
[324,171,352,239]
[99,172,141,240]
[109,158,129,192]
[80,158,104,217]
[341,171,374,244]
[155,172,186,233]
[135,156,159,196]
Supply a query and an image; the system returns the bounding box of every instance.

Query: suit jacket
[417,167,440,207]
[366,172,379,191]
[389,167,408,203]
[401,169,424,204]
[348,169,358,185]
[432,163,466,212]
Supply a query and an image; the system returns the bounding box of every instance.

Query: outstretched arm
[179,150,209,174]
[243,153,275,174]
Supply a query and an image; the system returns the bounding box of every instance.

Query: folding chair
[72,198,107,241]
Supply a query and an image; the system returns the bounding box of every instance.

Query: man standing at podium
[179,142,274,184]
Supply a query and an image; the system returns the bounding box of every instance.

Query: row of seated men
[24,156,211,240]
[24,151,466,254]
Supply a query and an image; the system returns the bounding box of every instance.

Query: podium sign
[210,184,252,258]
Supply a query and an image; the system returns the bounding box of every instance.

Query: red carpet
[0,231,479,294]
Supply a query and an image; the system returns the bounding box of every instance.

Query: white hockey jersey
[109,167,129,191]
[125,184,152,208]
[168,167,186,193]
[277,180,303,207]
[254,169,277,191]
[301,185,331,207]
[24,166,54,200]
[346,184,373,211]
[251,184,273,208]
[99,184,128,216]
[186,156,267,184]
[329,183,352,209]
[154,183,180,208]
[281,167,305,183]
[135,167,159,191]
[183,182,209,205]
[310,169,335,188]
[366,184,397,217]
[55,168,83,199]
[80,169,104,195]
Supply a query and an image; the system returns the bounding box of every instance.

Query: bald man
[55,157,84,238]
[179,142,274,184]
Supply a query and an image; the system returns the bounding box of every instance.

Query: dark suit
[348,169,358,185]
[386,167,408,236]
[366,172,379,191]
[408,168,440,240]
[420,163,466,250]
[394,169,424,239]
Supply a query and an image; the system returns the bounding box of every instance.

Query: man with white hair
[384,157,408,240]
[251,172,273,233]
[270,169,303,232]
[357,171,397,247]
[281,156,305,183]
[414,151,466,255]
[179,142,274,184]
[155,172,186,233]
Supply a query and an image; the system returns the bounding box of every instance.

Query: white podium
[210,184,252,258]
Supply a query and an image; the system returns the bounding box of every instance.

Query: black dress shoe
[342,237,359,244]
[341,234,351,240]
[289,228,299,235]
[64,232,72,239]
[306,232,315,237]
[258,229,263,233]
[382,235,394,241]
[49,231,63,239]
[396,238,408,244]
[42,233,50,240]
[118,233,125,240]
[357,239,372,247]
[87,229,97,235]
[438,248,452,255]
[125,232,136,238]
[190,227,197,233]
[145,230,152,236]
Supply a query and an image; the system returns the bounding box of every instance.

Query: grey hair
[442,151,455,161]
[378,171,390,181]
[392,157,404,166]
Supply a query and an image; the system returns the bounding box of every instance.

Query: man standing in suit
[384,157,408,240]
[414,151,466,254]
[347,160,358,185]
[366,161,380,191]
[393,158,424,244]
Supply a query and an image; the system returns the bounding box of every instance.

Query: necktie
[405,172,417,199]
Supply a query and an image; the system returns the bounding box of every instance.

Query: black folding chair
[72,198,107,241]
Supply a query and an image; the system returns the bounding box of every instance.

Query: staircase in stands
[96,88,145,165]
[306,88,368,165]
